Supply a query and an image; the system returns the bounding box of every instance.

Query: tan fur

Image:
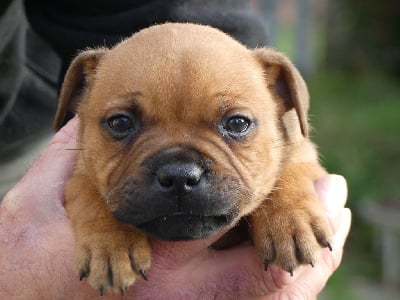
[55,23,332,294]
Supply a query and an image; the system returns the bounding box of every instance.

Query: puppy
[54,23,332,295]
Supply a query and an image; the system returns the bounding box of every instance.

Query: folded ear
[53,48,107,131]
[253,48,309,137]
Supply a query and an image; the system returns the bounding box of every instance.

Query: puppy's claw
[327,241,333,252]
[140,269,148,281]
[310,261,315,268]
[263,260,269,271]
[79,270,88,281]
[289,268,294,277]
[120,287,126,296]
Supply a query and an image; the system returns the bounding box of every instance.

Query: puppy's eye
[220,115,253,140]
[224,116,251,134]
[105,114,135,139]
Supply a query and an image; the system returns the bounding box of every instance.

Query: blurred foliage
[308,71,400,298]
[326,0,400,76]
[309,72,400,203]
[313,3,400,294]
[272,1,400,296]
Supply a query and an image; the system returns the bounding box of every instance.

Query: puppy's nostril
[186,173,201,187]
[186,177,197,187]
[157,173,174,188]
[156,163,203,192]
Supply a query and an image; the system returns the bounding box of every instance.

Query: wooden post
[295,0,314,76]
[262,0,278,47]
[361,201,400,287]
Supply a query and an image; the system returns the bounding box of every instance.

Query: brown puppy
[54,23,332,295]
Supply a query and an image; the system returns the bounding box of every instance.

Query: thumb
[315,174,348,233]
[3,117,80,214]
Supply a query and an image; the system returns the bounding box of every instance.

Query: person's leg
[0,0,61,198]
[25,0,269,76]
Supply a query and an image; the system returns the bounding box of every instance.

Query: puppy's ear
[254,48,309,137]
[53,48,107,131]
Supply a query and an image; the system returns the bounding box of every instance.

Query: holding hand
[0,118,351,299]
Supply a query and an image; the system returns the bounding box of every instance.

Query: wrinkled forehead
[88,26,268,121]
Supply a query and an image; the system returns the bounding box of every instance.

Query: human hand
[0,118,351,299]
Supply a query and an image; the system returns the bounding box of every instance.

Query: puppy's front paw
[75,228,151,295]
[250,202,332,275]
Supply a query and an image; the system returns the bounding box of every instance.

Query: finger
[150,228,230,268]
[3,118,80,213]
[331,208,352,252]
[289,208,352,298]
[315,175,348,232]
[320,207,351,275]
[317,208,352,289]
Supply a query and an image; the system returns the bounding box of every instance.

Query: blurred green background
[255,0,400,299]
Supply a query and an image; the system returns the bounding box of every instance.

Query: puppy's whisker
[64,148,84,151]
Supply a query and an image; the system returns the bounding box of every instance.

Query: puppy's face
[55,24,308,240]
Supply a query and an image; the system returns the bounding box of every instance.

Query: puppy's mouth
[136,212,236,241]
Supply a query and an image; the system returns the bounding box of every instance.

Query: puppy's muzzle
[110,147,242,241]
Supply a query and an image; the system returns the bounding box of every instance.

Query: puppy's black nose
[157,162,203,193]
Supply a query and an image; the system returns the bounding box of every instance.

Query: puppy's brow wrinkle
[125,92,142,107]
[121,90,142,99]
[215,91,243,101]
[105,91,142,111]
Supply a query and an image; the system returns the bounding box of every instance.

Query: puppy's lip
[137,211,234,224]
[136,212,236,241]
[168,211,225,218]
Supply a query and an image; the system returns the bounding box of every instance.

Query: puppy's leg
[65,174,151,295]
[250,163,332,274]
